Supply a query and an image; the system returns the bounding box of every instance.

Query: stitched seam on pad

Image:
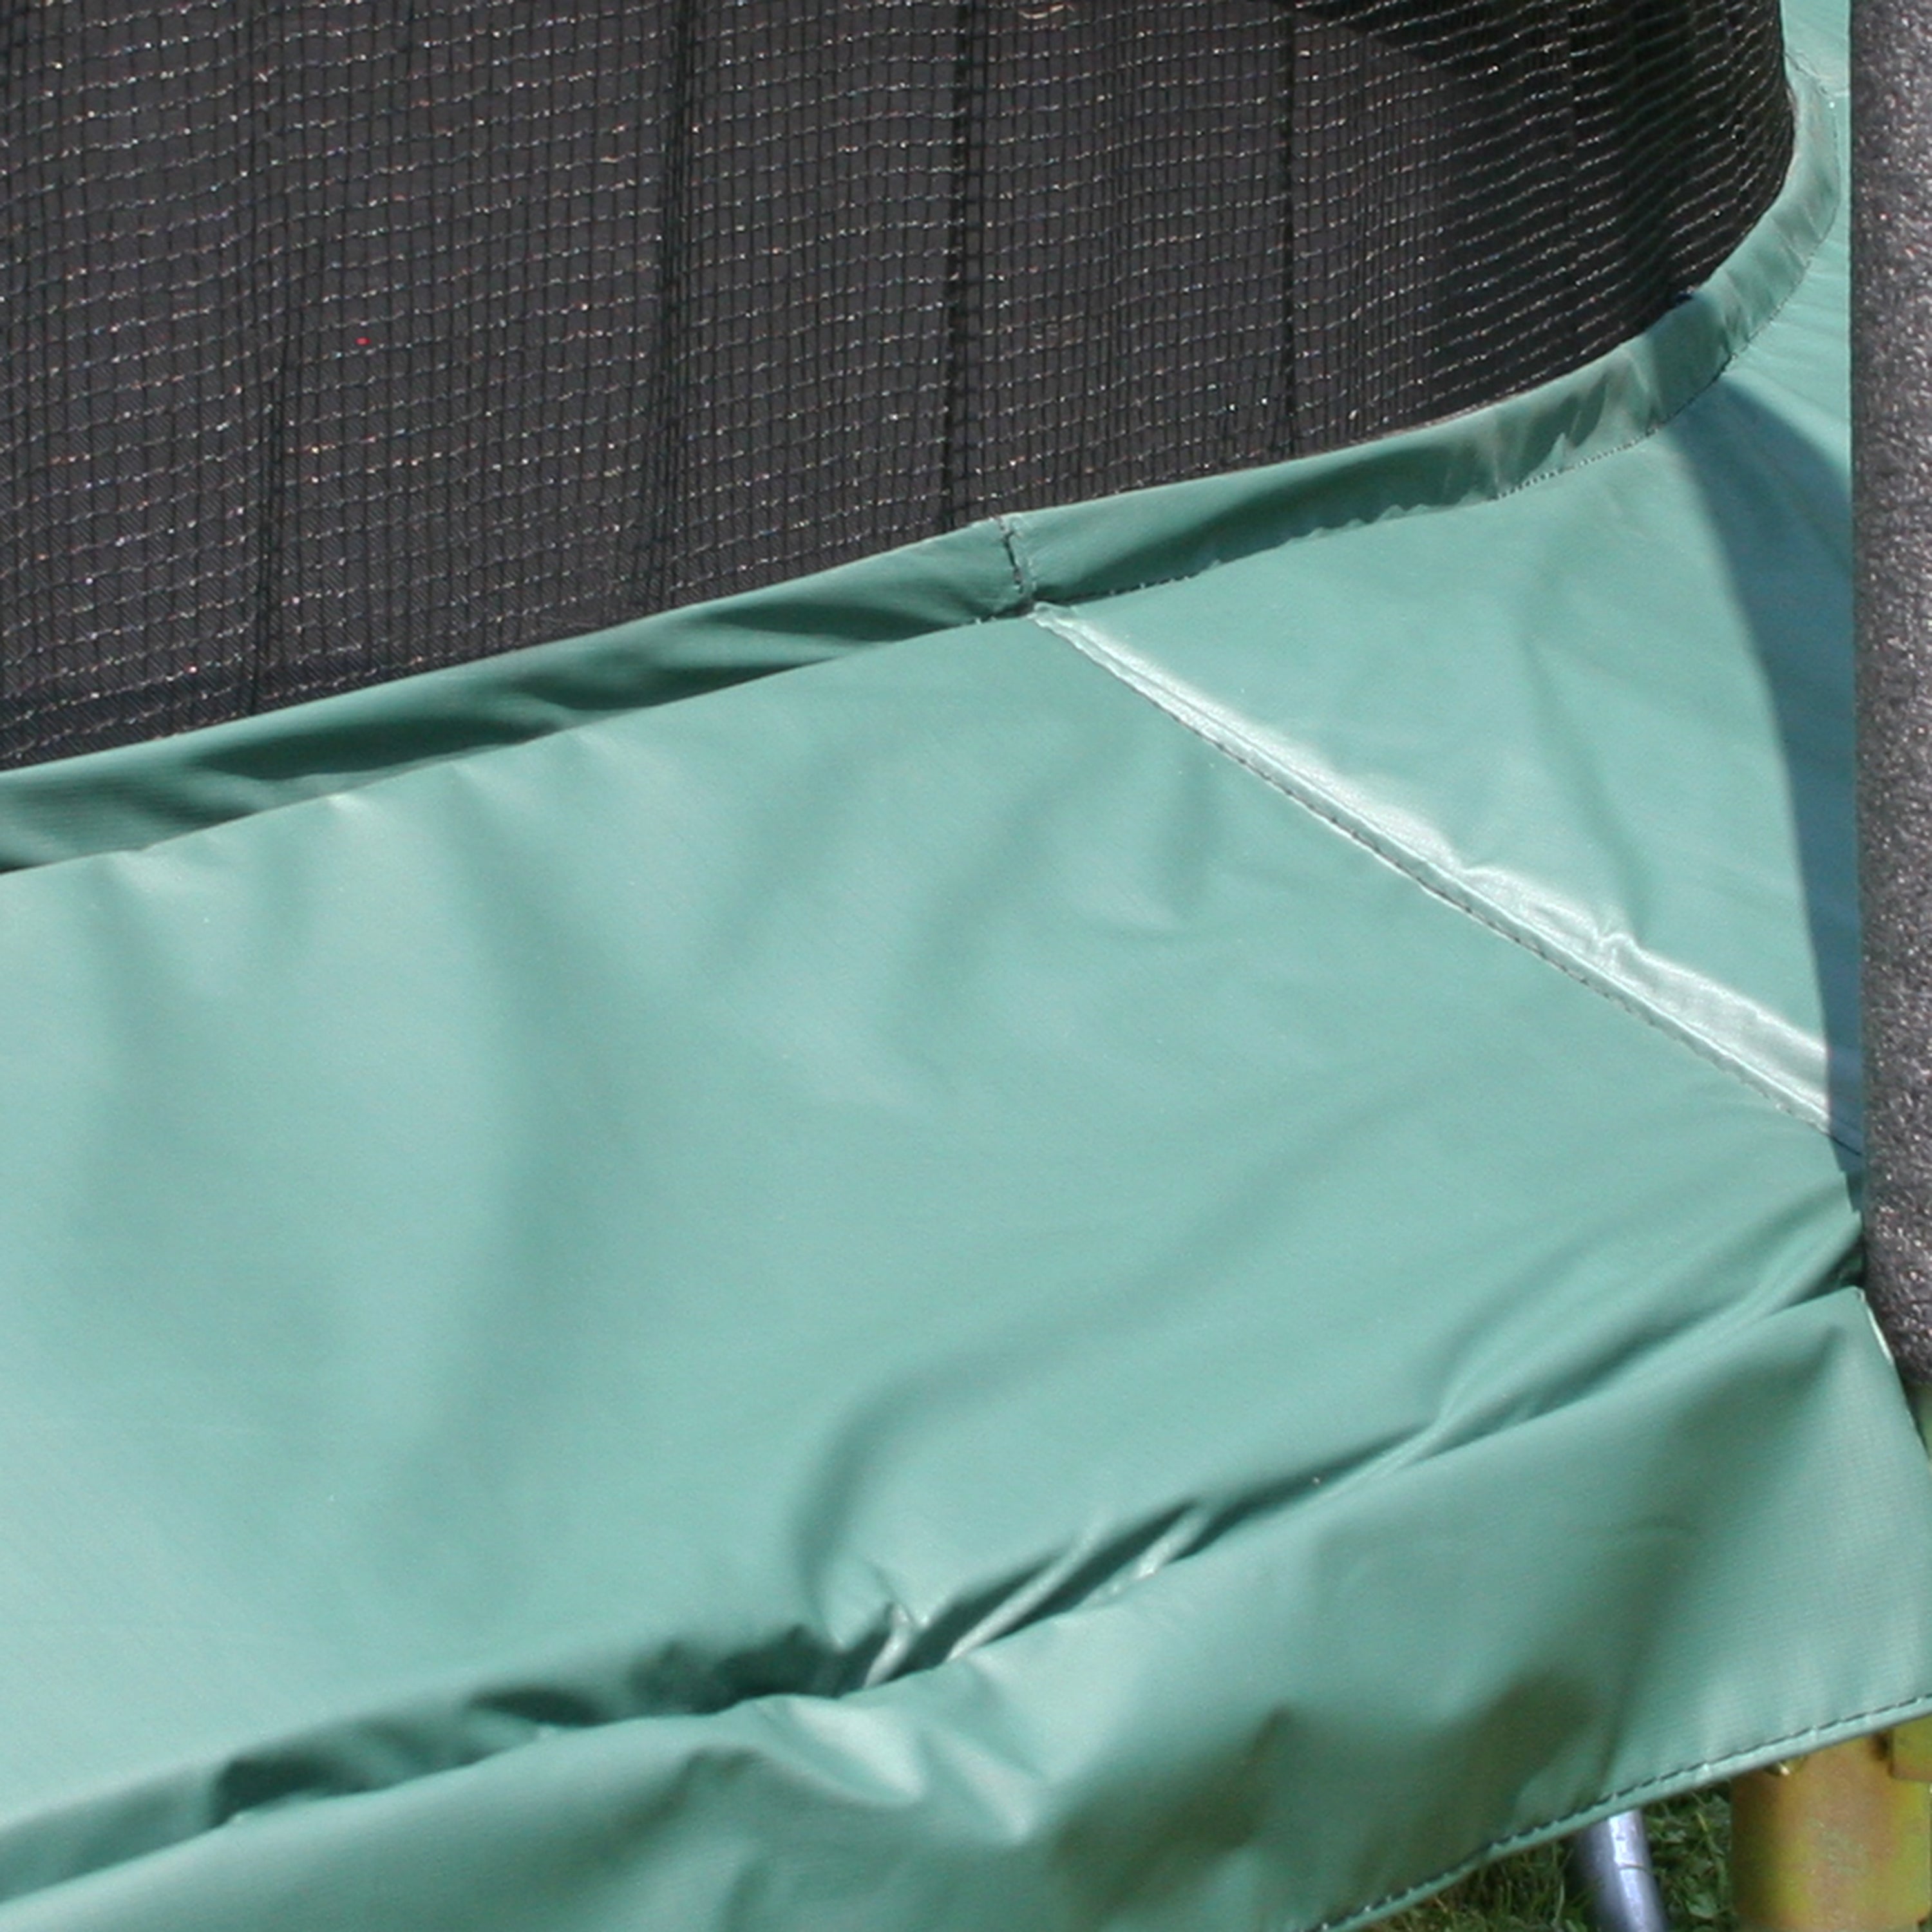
[1032,606,1852,1153]
[992,513,1038,611]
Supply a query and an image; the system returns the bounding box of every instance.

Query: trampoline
[1,3,1930,1929]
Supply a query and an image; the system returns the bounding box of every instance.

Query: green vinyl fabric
[3,4,1931,1929]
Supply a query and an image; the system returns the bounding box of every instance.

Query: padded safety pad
[0,5,1924,1929]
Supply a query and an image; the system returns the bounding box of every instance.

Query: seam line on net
[1028,604,1853,1156]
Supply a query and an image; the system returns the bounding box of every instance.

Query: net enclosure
[3,0,1791,762]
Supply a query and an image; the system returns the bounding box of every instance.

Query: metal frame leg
[1732,1725,1932,1932]
[1571,1811,1671,1932]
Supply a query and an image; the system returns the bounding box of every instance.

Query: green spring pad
[1,5,1928,1927]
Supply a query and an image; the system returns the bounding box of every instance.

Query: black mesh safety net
[1,1,1792,765]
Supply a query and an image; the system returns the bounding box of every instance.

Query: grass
[1378,1790,1732,1932]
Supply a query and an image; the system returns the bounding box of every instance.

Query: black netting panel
[1,1,1791,764]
